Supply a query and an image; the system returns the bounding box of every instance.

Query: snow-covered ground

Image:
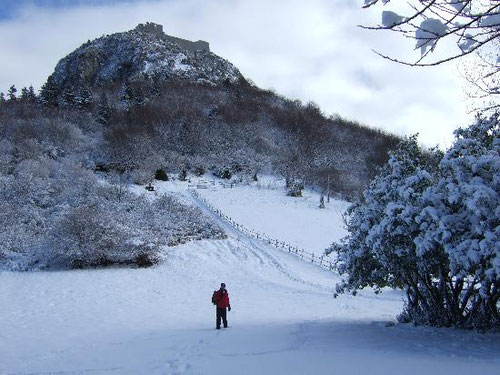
[1,177,499,374]
[197,176,350,256]
[132,175,350,256]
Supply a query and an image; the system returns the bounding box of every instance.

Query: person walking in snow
[212,283,231,329]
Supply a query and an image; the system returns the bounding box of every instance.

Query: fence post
[311,253,314,263]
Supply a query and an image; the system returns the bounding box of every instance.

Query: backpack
[211,291,217,305]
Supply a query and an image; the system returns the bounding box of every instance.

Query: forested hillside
[0,23,400,270]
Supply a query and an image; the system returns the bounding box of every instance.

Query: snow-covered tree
[332,135,438,292]
[194,166,206,177]
[121,80,134,111]
[27,85,37,102]
[414,113,499,329]
[76,86,93,108]
[96,92,111,125]
[155,168,169,181]
[40,76,59,107]
[179,169,187,181]
[151,81,161,97]
[61,85,76,106]
[332,116,499,330]
[7,85,17,101]
[134,86,147,107]
[362,0,499,65]
[20,87,29,101]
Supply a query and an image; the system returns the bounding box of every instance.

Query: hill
[31,24,400,193]
[49,22,243,94]
[0,23,401,270]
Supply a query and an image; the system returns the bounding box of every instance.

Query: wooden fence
[190,189,335,271]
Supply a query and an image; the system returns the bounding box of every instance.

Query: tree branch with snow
[361,0,500,111]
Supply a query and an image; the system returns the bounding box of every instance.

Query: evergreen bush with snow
[154,168,169,181]
[332,114,499,330]
[287,182,304,197]
[194,165,205,177]
[179,169,187,181]
[215,167,232,180]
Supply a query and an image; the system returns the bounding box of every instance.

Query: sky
[0,0,473,147]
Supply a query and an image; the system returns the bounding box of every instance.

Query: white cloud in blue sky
[0,0,470,147]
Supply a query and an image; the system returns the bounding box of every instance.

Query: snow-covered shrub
[179,169,187,181]
[214,167,232,180]
[149,194,226,245]
[48,188,225,269]
[332,135,435,293]
[134,245,161,268]
[130,168,153,185]
[287,182,304,197]
[154,168,169,181]
[413,114,500,330]
[0,155,225,270]
[194,165,205,176]
[0,139,13,174]
[332,117,499,331]
[52,203,125,268]
[0,159,99,270]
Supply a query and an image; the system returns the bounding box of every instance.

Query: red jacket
[213,289,230,309]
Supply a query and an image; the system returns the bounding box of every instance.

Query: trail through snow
[1,179,499,374]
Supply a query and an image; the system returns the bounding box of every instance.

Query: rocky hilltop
[49,22,244,92]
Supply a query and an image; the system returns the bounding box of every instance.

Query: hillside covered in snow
[0,23,403,270]
[1,179,499,374]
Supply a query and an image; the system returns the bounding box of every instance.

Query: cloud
[0,0,156,19]
[0,0,469,147]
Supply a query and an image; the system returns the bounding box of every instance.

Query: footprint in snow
[163,358,191,375]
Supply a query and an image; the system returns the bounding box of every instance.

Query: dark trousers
[216,307,227,329]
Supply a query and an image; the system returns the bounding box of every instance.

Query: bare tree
[362,0,500,111]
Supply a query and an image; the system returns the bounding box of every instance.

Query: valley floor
[1,179,499,374]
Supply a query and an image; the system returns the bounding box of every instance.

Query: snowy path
[1,186,499,374]
[187,190,334,289]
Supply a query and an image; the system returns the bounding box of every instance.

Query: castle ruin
[134,22,210,53]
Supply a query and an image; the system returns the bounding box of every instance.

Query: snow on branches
[0,117,226,270]
[363,0,499,61]
[332,113,499,330]
[361,0,500,111]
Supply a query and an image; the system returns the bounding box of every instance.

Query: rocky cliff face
[49,23,244,92]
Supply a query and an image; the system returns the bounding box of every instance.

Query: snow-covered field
[196,176,350,256]
[1,177,499,374]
